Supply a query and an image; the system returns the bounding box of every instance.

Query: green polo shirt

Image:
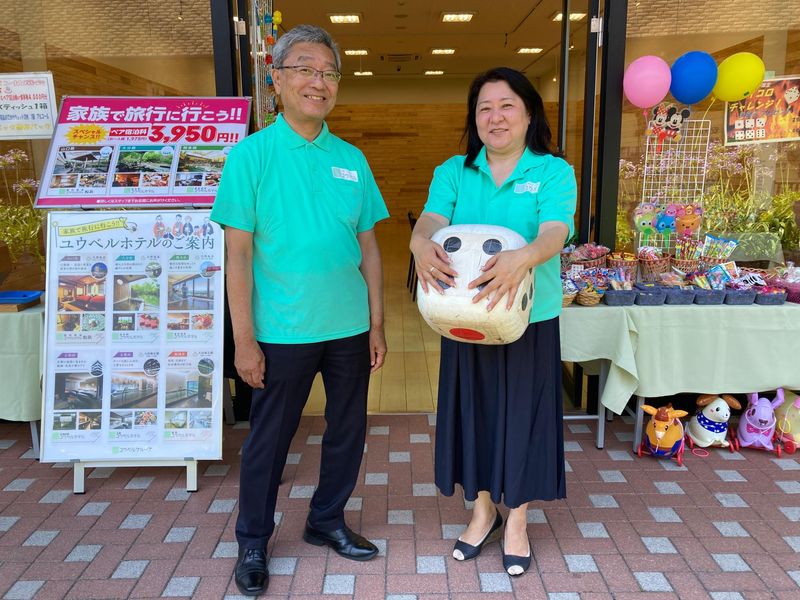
[424,147,576,323]
[210,114,389,344]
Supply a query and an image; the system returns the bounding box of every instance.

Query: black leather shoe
[234,548,269,596]
[303,522,379,561]
[452,509,503,561]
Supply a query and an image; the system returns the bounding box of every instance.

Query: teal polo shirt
[424,147,576,323]
[210,114,389,344]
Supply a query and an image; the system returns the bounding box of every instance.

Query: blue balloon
[670,51,718,104]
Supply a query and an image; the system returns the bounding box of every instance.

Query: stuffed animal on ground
[775,389,800,454]
[736,389,786,452]
[685,394,742,448]
[639,403,688,465]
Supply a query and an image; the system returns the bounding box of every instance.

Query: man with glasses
[210,24,389,597]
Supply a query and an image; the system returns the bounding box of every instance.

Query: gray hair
[273,24,341,72]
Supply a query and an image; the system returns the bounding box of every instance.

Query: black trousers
[236,331,371,550]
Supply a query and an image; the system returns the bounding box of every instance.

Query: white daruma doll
[416,224,534,344]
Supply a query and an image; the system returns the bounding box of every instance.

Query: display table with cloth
[559,303,800,451]
[0,304,44,456]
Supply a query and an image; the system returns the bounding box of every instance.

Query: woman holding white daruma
[410,67,577,576]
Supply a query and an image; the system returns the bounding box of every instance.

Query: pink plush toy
[735,389,786,454]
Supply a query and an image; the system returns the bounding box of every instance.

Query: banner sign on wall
[34,96,251,208]
[0,72,57,139]
[725,76,800,145]
[40,210,224,462]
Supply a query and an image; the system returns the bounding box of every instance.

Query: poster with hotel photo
[34,96,250,207]
[40,210,224,462]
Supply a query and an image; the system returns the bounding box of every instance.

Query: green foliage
[0,149,45,268]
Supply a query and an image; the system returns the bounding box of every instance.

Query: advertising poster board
[40,210,224,462]
[0,72,57,139]
[725,76,800,145]
[34,96,250,207]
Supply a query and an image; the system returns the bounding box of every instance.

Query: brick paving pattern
[0,414,799,598]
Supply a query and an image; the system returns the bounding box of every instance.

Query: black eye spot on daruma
[443,237,462,252]
[437,279,451,290]
[483,239,502,255]
[521,294,528,311]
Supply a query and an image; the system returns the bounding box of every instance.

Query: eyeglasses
[276,65,342,83]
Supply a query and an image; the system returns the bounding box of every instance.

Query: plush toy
[638,404,688,465]
[774,389,800,454]
[654,210,676,234]
[416,224,534,345]
[734,389,786,455]
[685,394,741,449]
[633,203,658,237]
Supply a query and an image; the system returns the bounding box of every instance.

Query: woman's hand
[469,247,533,311]
[410,237,458,295]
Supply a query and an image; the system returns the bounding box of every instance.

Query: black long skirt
[434,317,566,508]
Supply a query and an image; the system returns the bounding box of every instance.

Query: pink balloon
[623,55,672,108]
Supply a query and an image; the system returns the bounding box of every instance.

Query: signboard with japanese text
[725,76,800,145]
[0,72,57,139]
[34,96,250,208]
[40,210,224,463]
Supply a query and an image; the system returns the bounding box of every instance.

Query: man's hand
[369,325,387,373]
[235,338,266,388]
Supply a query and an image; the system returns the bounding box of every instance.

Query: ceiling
[275,0,590,79]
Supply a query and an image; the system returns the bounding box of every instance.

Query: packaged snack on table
[607,252,638,280]
[755,285,788,305]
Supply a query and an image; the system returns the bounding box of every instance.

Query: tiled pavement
[1,414,800,599]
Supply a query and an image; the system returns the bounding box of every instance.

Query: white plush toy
[416,224,534,345]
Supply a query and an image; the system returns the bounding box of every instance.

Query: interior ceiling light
[431,48,456,55]
[551,12,587,21]
[425,70,444,75]
[354,71,373,76]
[441,13,474,22]
[516,48,543,54]
[345,49,369,56]
[329,14,361,24]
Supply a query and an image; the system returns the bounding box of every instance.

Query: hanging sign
[724,76,800,145]
[40,210,224,462]
[0,72,57,139]
[34,96,250,208]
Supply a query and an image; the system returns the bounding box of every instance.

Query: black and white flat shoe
[502,539,532,576]
[452,509,503,561]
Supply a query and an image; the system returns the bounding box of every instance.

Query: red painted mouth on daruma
[449,327,485,341]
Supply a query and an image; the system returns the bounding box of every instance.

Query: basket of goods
[767,263,800,303]
[603,268,636,306]
[637,246,671,282]
[699,234,738,271]
[575,269,607,306]
[755,286,788,305]
[560,245,575,273]
[724,286,757,305]
[688,272,726,304]
[607,252,639,281]
[570,243,610,270]
[658,272,696,305]
[634,282,666,305]
[562,276,579,307]
[671,236,703,273]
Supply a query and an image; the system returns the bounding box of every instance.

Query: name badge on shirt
[514,181,540,194]
[332,167,359,182]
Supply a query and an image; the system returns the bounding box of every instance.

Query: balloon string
[701,97,716,121]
